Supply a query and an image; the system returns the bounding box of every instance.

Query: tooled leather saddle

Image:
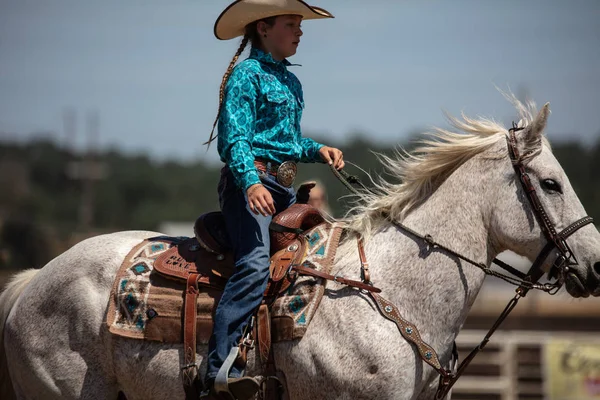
[152,183,325,399]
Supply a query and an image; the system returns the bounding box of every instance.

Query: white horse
[1,97,599,400]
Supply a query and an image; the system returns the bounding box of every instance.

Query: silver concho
[276,161,297,187]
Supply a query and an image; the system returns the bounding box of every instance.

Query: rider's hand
[246,184,276,216]
[318,146,345,170]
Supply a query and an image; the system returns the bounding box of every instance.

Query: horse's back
[4,230,160,400]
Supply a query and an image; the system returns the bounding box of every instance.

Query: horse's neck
[402,160,494,273]
[338,158,494,352]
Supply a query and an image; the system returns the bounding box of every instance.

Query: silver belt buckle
[276,161,297,187]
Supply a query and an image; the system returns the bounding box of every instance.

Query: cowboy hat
[214,0,334,40]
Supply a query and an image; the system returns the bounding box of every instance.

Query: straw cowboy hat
[214,0,334,40]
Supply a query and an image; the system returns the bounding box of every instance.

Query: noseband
[330,124,594,399]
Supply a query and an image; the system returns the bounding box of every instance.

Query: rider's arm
[217,66,261,191]
[299,137,325,163]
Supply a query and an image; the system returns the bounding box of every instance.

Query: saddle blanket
[105,223,344,344]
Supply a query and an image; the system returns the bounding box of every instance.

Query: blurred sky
[1,0,599,162]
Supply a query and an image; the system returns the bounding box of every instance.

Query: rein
[328,125,594,399]
[330,165,559,292]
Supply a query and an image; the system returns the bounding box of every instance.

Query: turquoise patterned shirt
[217,47,324,191]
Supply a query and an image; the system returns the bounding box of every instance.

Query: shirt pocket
[263,89,292,129]
[266,90,288,105]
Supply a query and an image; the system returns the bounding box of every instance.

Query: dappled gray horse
[2,97,600,400]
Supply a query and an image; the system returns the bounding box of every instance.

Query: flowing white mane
[345,93,547,236]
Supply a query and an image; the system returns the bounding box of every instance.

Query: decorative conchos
[288,243,299,252]
[146,308,158,319]
[276,161,297,187]
[372,292,443,371]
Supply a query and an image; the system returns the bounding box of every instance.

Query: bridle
[505,123,593,285]
[329,124,594,399]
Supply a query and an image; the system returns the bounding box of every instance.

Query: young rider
[203,1,344,398]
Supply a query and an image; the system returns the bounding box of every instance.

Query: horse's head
[490,103,600,298]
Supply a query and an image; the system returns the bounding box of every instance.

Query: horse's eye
[541,179,562,194]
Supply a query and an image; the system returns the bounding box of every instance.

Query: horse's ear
[531,102,550,137]
[523,102,550,154]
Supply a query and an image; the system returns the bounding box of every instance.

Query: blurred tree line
[0,134,599,269]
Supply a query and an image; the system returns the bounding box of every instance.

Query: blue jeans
[205,165,296,380]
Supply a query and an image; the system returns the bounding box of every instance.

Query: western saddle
[151,183,331,399]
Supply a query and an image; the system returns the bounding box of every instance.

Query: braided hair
[204,35,249,148]
[204,17,276,148]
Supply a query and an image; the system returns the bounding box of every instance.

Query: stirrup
[214,348,260,400]
[215,347,240,396]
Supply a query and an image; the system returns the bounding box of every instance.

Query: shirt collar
[249,47,300,68]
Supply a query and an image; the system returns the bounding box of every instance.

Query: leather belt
[254,159,279,176]
[254,158,297,188]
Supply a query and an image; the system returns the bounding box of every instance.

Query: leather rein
[325,124,594,399]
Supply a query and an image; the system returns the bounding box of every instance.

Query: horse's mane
[344,91,548,237]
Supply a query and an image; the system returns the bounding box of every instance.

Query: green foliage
[0,134,598,266]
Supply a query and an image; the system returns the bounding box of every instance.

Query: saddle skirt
[105,217,344,346]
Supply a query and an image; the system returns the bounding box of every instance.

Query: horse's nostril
[595,262,600,276]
